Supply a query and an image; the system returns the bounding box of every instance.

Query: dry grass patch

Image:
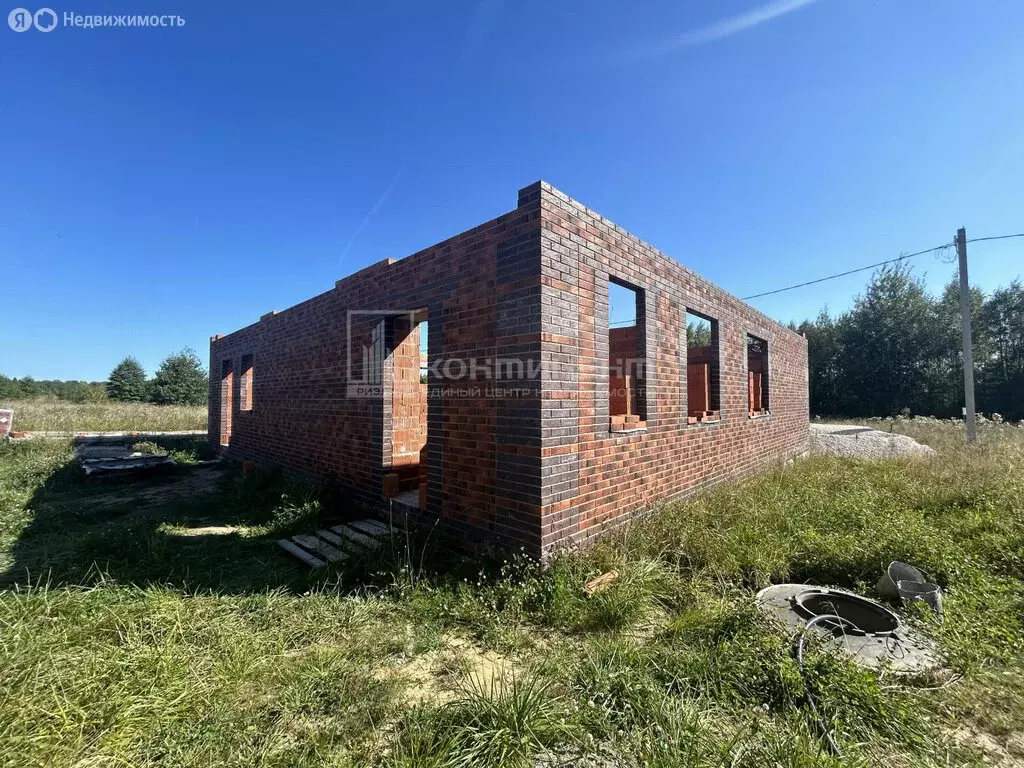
[1,399,207,432]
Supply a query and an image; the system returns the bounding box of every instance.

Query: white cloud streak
[623,0,819,60]
[337,167,404,268]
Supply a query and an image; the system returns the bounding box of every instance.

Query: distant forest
[1,349,208,407]
[794,266,1024,421]
[0,376,106,403]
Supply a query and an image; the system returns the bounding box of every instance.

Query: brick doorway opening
[382,309,429,509]
[219,359,233,446]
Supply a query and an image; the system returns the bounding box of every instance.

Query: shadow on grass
[2,447,336,594]
[0,437,497,597]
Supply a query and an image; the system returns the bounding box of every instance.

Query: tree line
[0,376,106,403]
[794,266,1024,421]
[0,349,208,407]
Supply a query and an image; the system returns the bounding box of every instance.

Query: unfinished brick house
[210,182,809,558]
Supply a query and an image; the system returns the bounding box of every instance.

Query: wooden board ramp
[276,519,393,569]
[314,528,344,546]
[292,534,347,563]
[277,539,327,569]
[347,519,389,537]
[330,525,381,550]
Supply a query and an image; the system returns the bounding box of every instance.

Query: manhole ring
[791,588,901,637]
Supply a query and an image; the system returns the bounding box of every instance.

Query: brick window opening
[747,334,769,416]
[219,359,233,446]
[240,354,254,412]
[608,279,646,432]
[419,320,429,385]
[383,309,429,509]
[685,310,720,424]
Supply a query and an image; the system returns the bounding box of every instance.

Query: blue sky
[2,0,1022,381]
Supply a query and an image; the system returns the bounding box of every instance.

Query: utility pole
[956,227,977,444]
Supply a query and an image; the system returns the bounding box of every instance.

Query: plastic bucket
[876,561,926,599]
[897,579,943,618]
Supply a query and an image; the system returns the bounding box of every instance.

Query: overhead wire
[740,232,1024,301]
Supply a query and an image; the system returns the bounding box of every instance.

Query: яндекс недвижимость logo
[8,8,184,30]
[8,7,56,30]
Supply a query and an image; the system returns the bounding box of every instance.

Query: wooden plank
[330,525,381,549]
[315,528,344,546]
[354,518,391,534]
[349,519,390,537]
[277,539,326,568]
[293,534,348,563]
[584,570,620,596]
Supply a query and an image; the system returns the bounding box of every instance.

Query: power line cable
[741,243,952,300]
[965,233,1024,244]
[740,233,1024,301]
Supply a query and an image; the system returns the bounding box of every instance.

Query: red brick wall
[209,181,808,559]
[608,326,639,417]
[209,194,546,552]
[534,182,809,557]
[390,323,427,466]
[687,347,711,416]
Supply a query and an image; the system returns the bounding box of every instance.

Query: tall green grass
[0,399,207,432]
[0,421,1021,766]
[0,584,402,766]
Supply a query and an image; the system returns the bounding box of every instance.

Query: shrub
[150,348,208,406]
[106,357,148,403]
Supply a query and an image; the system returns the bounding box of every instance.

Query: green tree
[106,358,148,402]
[978,280,1024,420]
[798,309,848,416]
[926,278,988,417]
[15,376,39,399]
[838,265,944,417]
[685,319,712,347]
[796,266,1023,420]
[151,349,208,406]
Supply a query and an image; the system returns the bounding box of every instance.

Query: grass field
[0,419,1021,766]
[0,399,208,432]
